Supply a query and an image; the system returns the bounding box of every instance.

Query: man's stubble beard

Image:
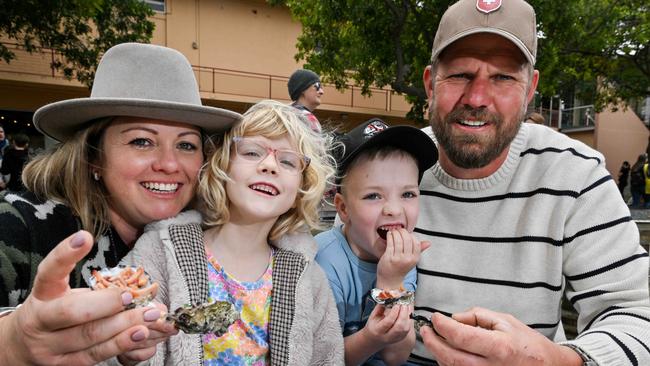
[429,103,525,169]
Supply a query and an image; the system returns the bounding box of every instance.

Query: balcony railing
[192,64,410,113]
[0,42,411,114]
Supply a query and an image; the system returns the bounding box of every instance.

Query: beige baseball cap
[431,0,537,65]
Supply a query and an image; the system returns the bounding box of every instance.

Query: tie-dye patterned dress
[202,250,274,366]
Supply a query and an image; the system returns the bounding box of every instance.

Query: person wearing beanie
[411,0,650,365]
[287,68,324,133]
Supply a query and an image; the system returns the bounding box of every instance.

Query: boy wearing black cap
[315,118,437,365]
[287,68,323,133]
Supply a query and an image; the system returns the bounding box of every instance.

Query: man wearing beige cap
[411,0,650,365]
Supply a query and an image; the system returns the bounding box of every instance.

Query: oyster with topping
[166,301,239,336]
[370,287,414,308]
[88,265,158,308]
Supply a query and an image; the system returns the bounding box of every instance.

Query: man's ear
[334,192,350,224]
[526,70,540,104]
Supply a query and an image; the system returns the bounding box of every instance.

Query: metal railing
[0,42,407,113]
[192,64,404,112]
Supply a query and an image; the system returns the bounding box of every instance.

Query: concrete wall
[149,0,411,126]
[595,107,649,179]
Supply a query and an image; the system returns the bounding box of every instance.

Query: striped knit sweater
[410,123,650,365]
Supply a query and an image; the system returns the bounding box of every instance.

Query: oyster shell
[166,301,240,336]
[411,314,433,332]
[370,288,414,308]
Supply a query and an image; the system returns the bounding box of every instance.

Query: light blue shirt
[315,225,417,336]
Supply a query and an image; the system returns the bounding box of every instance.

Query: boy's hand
[364,304,413,346]
[377,228,430,289]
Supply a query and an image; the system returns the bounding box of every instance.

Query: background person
[617,160,630,197]
[413,0,650,365]
[287,68,324,133]
[630,154,646,208]
[0,42,241,365]
[525,111,545,125]
[0,133,30,192]
[0,124,7,189]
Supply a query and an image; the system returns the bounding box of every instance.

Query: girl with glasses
[118,99,343,365]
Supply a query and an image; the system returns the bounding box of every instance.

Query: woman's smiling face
[100,117,204,230]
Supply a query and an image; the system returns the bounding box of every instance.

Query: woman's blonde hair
[22,118,113,238]
[199,99,335,241]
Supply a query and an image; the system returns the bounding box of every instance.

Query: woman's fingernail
[70,231,86,248]
[131,329,146,342]
[144,308,161,322]
[122,292,133,306]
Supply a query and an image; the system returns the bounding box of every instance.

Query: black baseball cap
[336,118,438,183]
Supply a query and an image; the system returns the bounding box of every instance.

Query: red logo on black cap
[363,120,387,139]
[476,0,501,13]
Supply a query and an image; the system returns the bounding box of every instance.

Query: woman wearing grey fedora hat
[0,43,241,365]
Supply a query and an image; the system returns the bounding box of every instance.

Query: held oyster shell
[166,301,240,336]
[411,314,433,332]
[370,288,414,308]
[87,265,158,308]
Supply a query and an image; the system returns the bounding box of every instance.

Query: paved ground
[631,207,650,220]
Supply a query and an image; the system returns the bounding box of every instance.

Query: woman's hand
[117,302,179,365]
[0,231,169,365]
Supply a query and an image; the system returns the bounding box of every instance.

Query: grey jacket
[120,210,344,366]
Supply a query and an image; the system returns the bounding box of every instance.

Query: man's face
[0,127,4,141]
[300,82,324,110]
[424,33,538,170]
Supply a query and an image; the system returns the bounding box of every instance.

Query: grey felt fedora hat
[34,42,242,142]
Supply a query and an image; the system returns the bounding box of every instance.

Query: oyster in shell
[370,288,414,308]
[166,301,239,336]
[411,314,433,332]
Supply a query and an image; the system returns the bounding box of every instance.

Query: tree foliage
[270,0,649,121]
[0,0,154,87]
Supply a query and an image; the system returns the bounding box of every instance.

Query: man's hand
[377,228,430,289]
[420,307,584,366]
[0,231,171,365]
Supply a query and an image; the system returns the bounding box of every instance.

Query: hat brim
[432,28,535,66]
[34,98,242,142]
[340,126,438,182]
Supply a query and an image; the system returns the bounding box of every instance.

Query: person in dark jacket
[0,133,30,192]
[629,154,646,208]
[617,160,631,197]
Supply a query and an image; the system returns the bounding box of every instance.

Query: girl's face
[225,134,303,227]
[100,117,203,231]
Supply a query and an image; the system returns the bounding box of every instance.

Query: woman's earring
[93,171,100,181]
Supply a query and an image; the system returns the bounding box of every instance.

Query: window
[143,0,164,12]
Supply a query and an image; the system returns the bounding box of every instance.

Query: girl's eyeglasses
[313,82,323,91]
[233,137,311,175]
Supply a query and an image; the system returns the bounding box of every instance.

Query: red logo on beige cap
[476,0,502,13]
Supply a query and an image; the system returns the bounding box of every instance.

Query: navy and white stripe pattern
[410,123,650,365]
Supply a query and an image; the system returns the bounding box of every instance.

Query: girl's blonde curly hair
[198,99,335,241]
